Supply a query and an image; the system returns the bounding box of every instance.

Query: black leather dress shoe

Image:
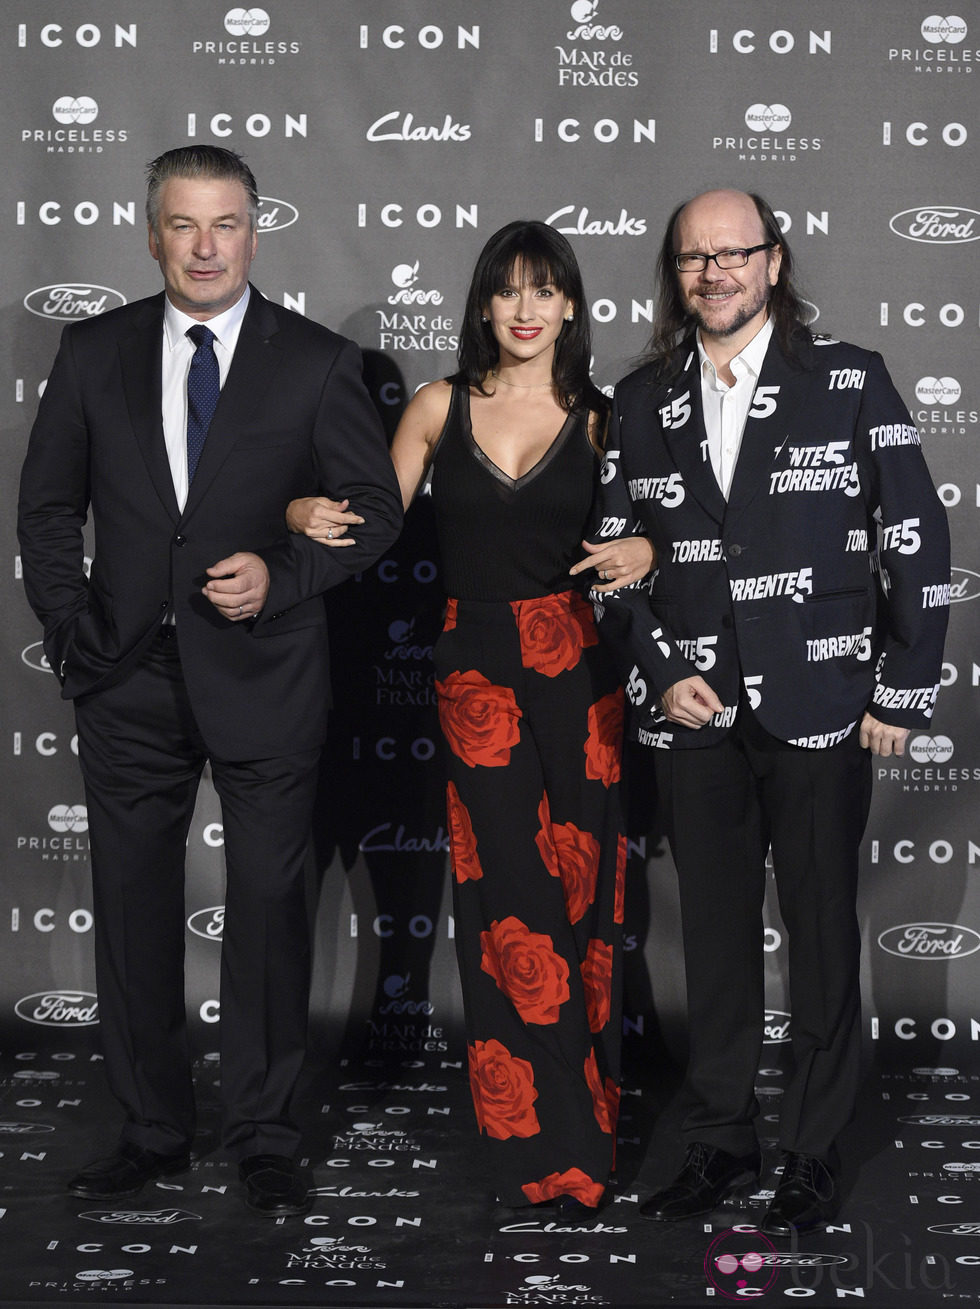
[760,1152,838,1236]
[67,1143,191,1199]
[239,1154,312,1217]
[640,1142,761,1221]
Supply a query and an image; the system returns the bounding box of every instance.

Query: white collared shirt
[161,286,250,511]
[697,316,773,499]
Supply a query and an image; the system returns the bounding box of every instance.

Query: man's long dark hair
[643,192,813,379]
[452,220,609,421]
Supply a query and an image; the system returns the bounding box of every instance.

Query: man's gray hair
[145,145,259,234]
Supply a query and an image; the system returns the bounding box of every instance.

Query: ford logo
[24,283,126,321]
[950,567,980,603]
[14,990,98,1027]
[878,923,980,959]
[890,207,980,243]
[256,196,298,232]
[187,906,224,941]
[21,641,53,673]
[763,1009,791,1043]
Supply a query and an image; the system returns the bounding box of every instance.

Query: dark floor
[1,1030,977,1308]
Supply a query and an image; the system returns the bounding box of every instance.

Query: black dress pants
[653,703,872,1162]
[74,629,321,1159]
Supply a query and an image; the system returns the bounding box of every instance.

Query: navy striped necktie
[185,324,219,482]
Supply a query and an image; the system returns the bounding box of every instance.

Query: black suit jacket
[18,287,403,759]
[590,331,950,749]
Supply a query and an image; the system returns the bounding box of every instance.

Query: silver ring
[599,570,608,580]
[327,528,334,539]
[238,605,243,616]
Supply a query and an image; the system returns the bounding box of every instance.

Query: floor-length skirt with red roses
[434,589,625,1209]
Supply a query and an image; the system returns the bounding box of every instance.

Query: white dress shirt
[161,286,250,511]
[697,316,773,499]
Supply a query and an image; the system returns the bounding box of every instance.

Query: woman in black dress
[290,222,653,1214]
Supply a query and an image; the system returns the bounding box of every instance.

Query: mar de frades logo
[15,990,98,1027]
[877,922,980,959]
[225,7,270,36]
[388,262,443,306]
[921,15,968,43]
[916,376,961,404]
[555,1,639,89]
[52,96,98,125]
[567,1,623,40]
[25,284,126,321]
[890,207,979,242]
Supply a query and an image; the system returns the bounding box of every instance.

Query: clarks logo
[951,568,980,603]
[24,284,126,321]
[878,923,980,959]
[15,990,98,1027]
[890,207,979,243]
[187,906,224,941]
[256,195,298,232]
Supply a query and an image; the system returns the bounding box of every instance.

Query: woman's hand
[570,535,656,592]
[285,496,364,546]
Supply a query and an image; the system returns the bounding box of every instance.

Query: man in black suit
[591,189,949,1235]
[17,146,403,1216]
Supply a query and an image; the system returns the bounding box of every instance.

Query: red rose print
[512,591,598,678]
[584,688,625,787]
[535,793,600,924]
[614,832,627,925]
[468,1039,540,1141]
[581,939,613,1033]
[436,669,522,768]
[534,792,557,876]
[480,916,570,1025]
[443,597,458,631]
[446,781,482,883]
[522,1166,604,1208]
[584,1049,608,1131]
[584,1050,620,1135]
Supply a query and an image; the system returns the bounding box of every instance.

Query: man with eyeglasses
[590,189,949,1235]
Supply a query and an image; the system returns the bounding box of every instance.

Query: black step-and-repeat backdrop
[3,2,977,1068]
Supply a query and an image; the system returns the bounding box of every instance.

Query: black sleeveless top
[428,381,599,601]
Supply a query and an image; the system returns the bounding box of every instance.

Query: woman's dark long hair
[644,192,813,379]
[452,220,609,422]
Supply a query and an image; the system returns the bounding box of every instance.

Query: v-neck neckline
[462,387,575,491]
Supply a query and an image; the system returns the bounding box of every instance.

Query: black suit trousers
[74,629,321,1159]
[653,704,872,1161]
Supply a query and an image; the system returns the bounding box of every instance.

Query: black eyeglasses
[673,243,775,273]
